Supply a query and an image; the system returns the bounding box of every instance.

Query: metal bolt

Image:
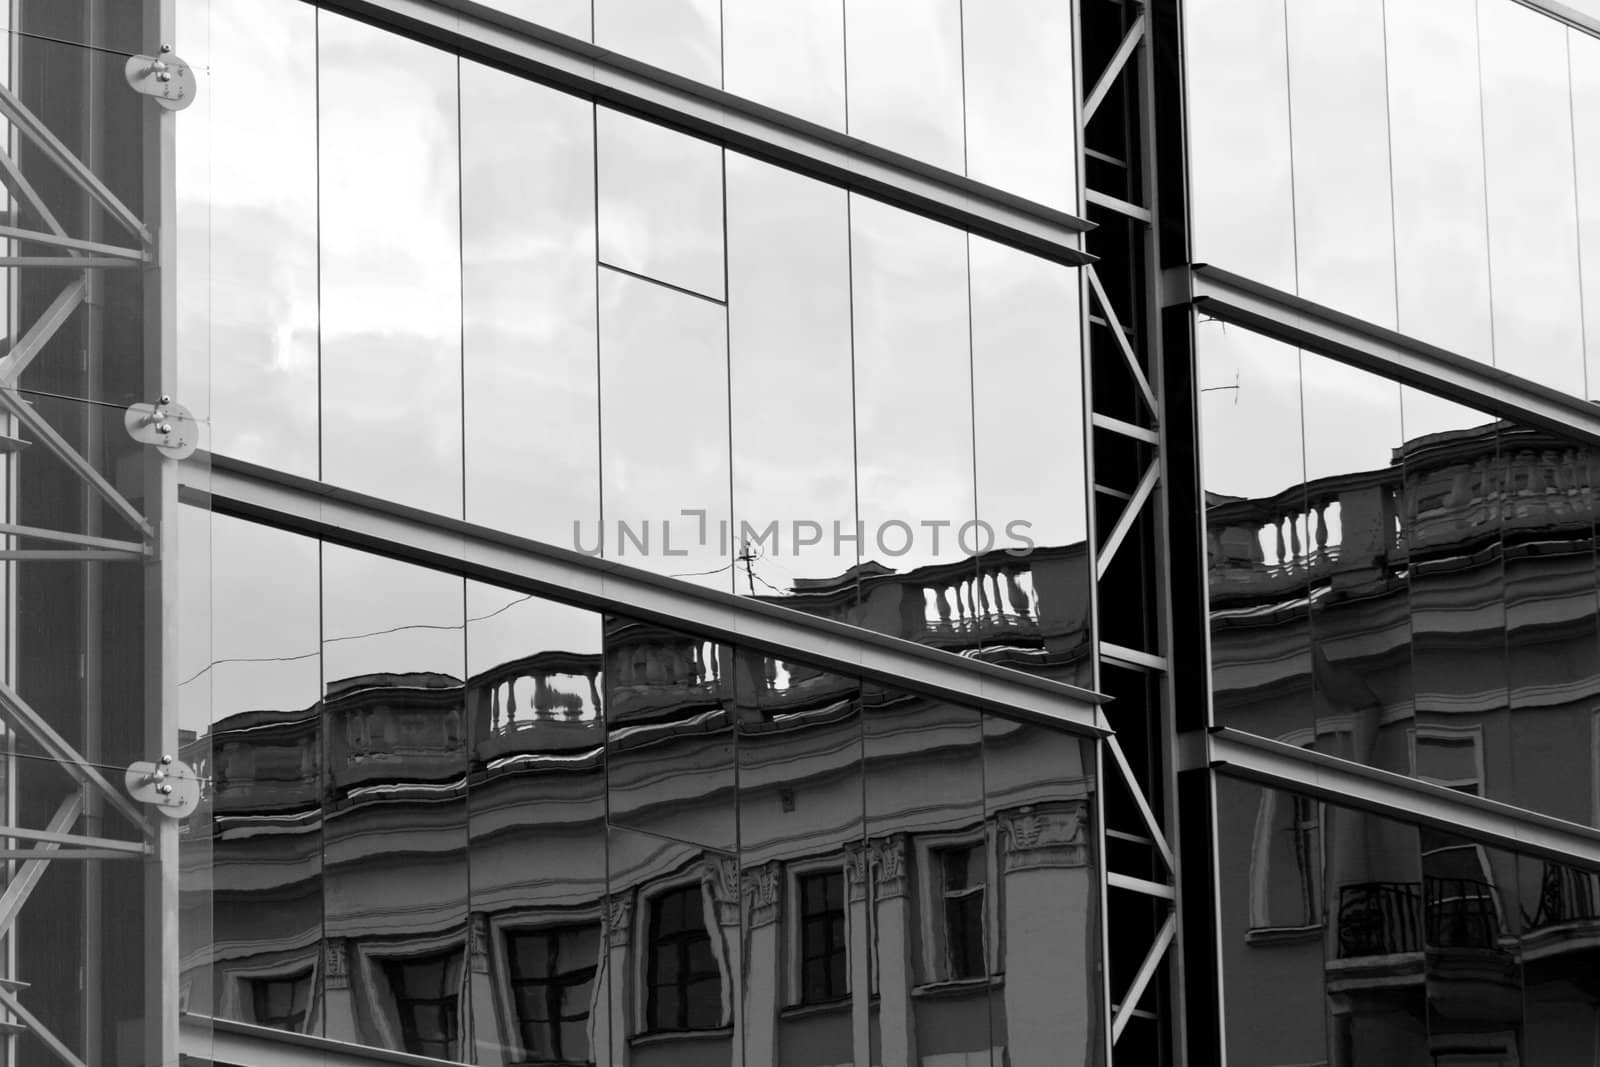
[160,754,173,765]
[159,396,171,406]
[157,422,172,434]
[157,71,171,82]
[157,783,173,796]
[160,44,173,53]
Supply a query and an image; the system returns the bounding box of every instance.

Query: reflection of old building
[1209,420,1600,1064]
[185,593,1098,1066]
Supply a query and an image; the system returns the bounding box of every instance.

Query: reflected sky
[1189,0,1597,394]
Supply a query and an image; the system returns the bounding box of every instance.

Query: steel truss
[0,4,183,1065]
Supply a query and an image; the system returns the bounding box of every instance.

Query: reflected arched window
[645,885,722,1032]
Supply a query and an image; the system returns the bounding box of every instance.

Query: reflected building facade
[5,0,1600,1065]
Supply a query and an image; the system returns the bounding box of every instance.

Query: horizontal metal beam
[1512,0,1600,38]
[1190,264,1600,449]
[1210,727,1600,868]
[181,454,1110,737]
[0,823,147,853]
[309,0,1093,267]
[185,1015,466,1067]
[0,794,82,935]
[0,225,146,261]
[0,522,149,554]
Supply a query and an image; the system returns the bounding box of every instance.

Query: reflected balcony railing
[1338,881,1422,958]
[1337,878,1501,958]
[1208,424,1595,601]
[1526,862,1600,932]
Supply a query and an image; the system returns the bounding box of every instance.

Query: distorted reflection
[1203,326,1600,826]
[1217,776,1600,1064]
[190,520,1104,1063]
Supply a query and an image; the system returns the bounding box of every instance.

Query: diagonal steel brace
[0,985,89,1067]
[0,81,151,245]
[0,680,149,834]
[0,793,82,934]
[0,388,155,542]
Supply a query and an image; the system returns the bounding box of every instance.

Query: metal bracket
[124,396,198,460]
[124,45,195,112]
[124,755,200,819]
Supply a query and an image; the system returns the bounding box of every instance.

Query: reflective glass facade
[6,0,1600,1064]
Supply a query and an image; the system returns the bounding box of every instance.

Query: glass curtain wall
[177,0,1102,1064]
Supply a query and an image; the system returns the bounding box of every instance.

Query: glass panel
[1184,0,1295,289]
[726,156,856,603]
[962,0,1078,210]
[1479,0,1585,395]
[1503,429,1598,828]
[188,0,319,474]
[319,547,469,1056]
[596,109,726,301]
[982,715,1097,1064]
[1400,392,1508,810]
[602,616,738,1057]
[1385,0,1493,363]
[1283,0,1396,326]
[1220,774,1600,1063]
[200,516,325,1033]
[863,682,989,1059]
[461,61,599,545]
[318,12,463,514]
[844,0,965,173]
[597,269,731,589]
[1297,354,1406,766]
[723,0,846,128]
[733,649,863,1062]
[971,237,1091,685]
[1576,28,1600,402]
[849,197,976,641]
[594,0,720,86]
[465,583,606,1064]
[604,617,736,855]
[1213,777,1329,1064]
[1420,838,1525,1061]
[1198,325,1312,739]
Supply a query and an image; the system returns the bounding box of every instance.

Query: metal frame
[1209,728,1600,869]
[1188,263,1600,449]
[306,0,1096,267]
[180,455,1111,738]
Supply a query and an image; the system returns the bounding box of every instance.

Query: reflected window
[797,870,847,1005]
[249,970,312,1032]
[382,951,462,1059]
[1249,789,1322,932]
[1412,730,1499,947]
[507,925,600,1064]
[645,885,722,1032]
[935,844,988,981]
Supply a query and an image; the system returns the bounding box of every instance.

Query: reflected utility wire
[177,591,536,688]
